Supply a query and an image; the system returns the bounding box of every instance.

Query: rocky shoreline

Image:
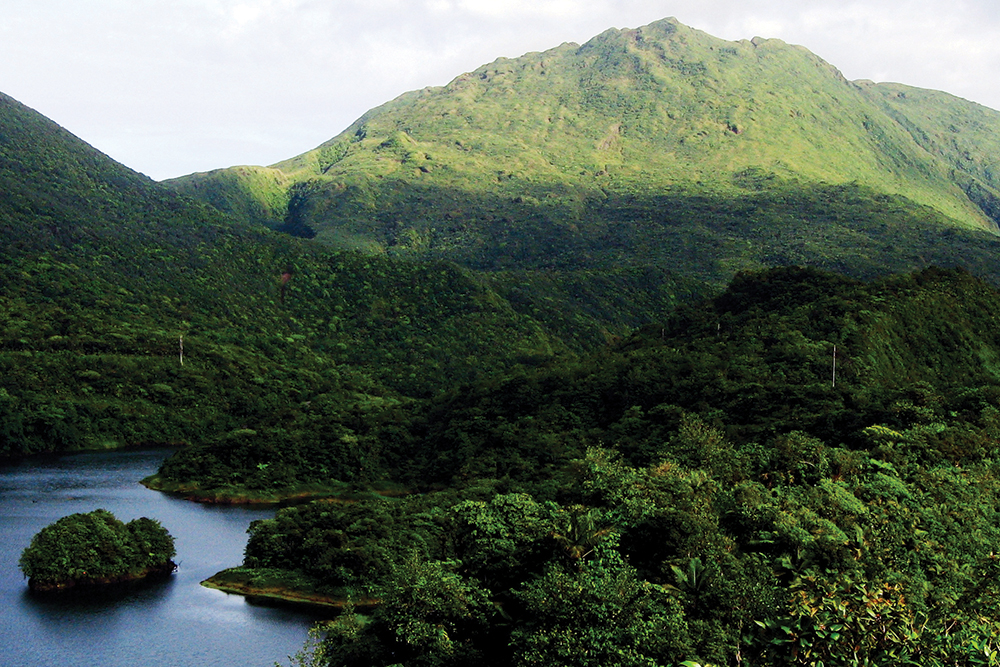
[201,569,378,612]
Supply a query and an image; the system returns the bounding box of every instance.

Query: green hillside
[159,264,1000,493]
[864,80,1000,219]
[8,15,1000,661]
[166,18,1000,286]
[0,92,588,460]
[185,266,1000,665]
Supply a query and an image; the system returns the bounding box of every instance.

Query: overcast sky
[2,0,999,181]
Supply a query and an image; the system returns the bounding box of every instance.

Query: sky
[2,0,999,181]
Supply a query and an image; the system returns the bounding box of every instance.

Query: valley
[4,16,1000,666]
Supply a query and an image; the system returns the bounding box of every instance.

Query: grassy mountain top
[271,18,996,213]
[166,17,1000,287]
[862,80,1000,219]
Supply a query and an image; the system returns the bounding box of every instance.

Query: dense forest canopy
[156,265,1000,492]
[187,265,1000,665]
[0,92,590,463]
[19,509,176,591]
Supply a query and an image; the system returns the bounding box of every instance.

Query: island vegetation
[19,509,176,592]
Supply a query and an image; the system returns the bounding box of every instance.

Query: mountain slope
[861,80,1000,221]
[166,17,1000,284]
[191,266,1000,666]
[156,263,1000,495]
[389,265,1000,486]
[0,92,578,459]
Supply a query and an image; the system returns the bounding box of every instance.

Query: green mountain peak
[164,17,1000,283]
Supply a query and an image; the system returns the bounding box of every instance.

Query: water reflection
[21,570,178,615]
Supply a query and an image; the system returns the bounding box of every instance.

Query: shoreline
[201,568,378,613]
[141,474,409,506]
[140,475,348,505]
[29,560,177,593]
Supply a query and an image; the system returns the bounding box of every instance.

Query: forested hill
[157,264,1000,494]
[0,91,283,319]
[400,265,1000,485]
[174,266,1000,665]
[166,17,1000,285]
[0,92,588,459]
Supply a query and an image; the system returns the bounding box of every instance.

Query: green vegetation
[12,18,1000,465]
[10,14,1000,665]
[0,91,586,461]
[158,265,1000,491]
[19,509,176,591]
[164,165,293,228]
[169,18,1000,283]
[202,566,371,609]
[213,266,1000,666]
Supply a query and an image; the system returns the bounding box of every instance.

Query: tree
[510,540,691,666]
[315,555,497,667]
[19,509,175,590]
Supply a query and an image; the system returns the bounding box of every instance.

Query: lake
[0,448,329,667]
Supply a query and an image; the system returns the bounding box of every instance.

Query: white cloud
[3,0,1000,179]
[453,0,581,19]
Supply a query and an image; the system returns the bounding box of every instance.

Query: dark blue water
[0,449,327,667]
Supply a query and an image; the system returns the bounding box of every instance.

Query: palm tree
[551,506,613,561]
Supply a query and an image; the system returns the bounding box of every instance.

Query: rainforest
[6,16,1000,667]
[19,509,176,592]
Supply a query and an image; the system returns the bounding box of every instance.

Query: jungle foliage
[0,90,717,463]
[9,15,1000,664]
[0,91,592,461]
[19,509,175,588]
[202,265,1000,666]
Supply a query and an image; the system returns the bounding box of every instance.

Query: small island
[19,509,176,592]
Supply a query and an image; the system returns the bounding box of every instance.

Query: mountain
[165,17,1000,286]
[10,36,1000,663]
[0,92,581,459]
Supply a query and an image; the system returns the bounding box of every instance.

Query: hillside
[8,28,1000,661]
[0,92,587,459]
[173,266,1000,665]
[166,18,1000,286]
[158,264,1000,492]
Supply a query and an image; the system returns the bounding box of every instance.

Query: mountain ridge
[0,90,598,458]
[164,16,1000,266]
